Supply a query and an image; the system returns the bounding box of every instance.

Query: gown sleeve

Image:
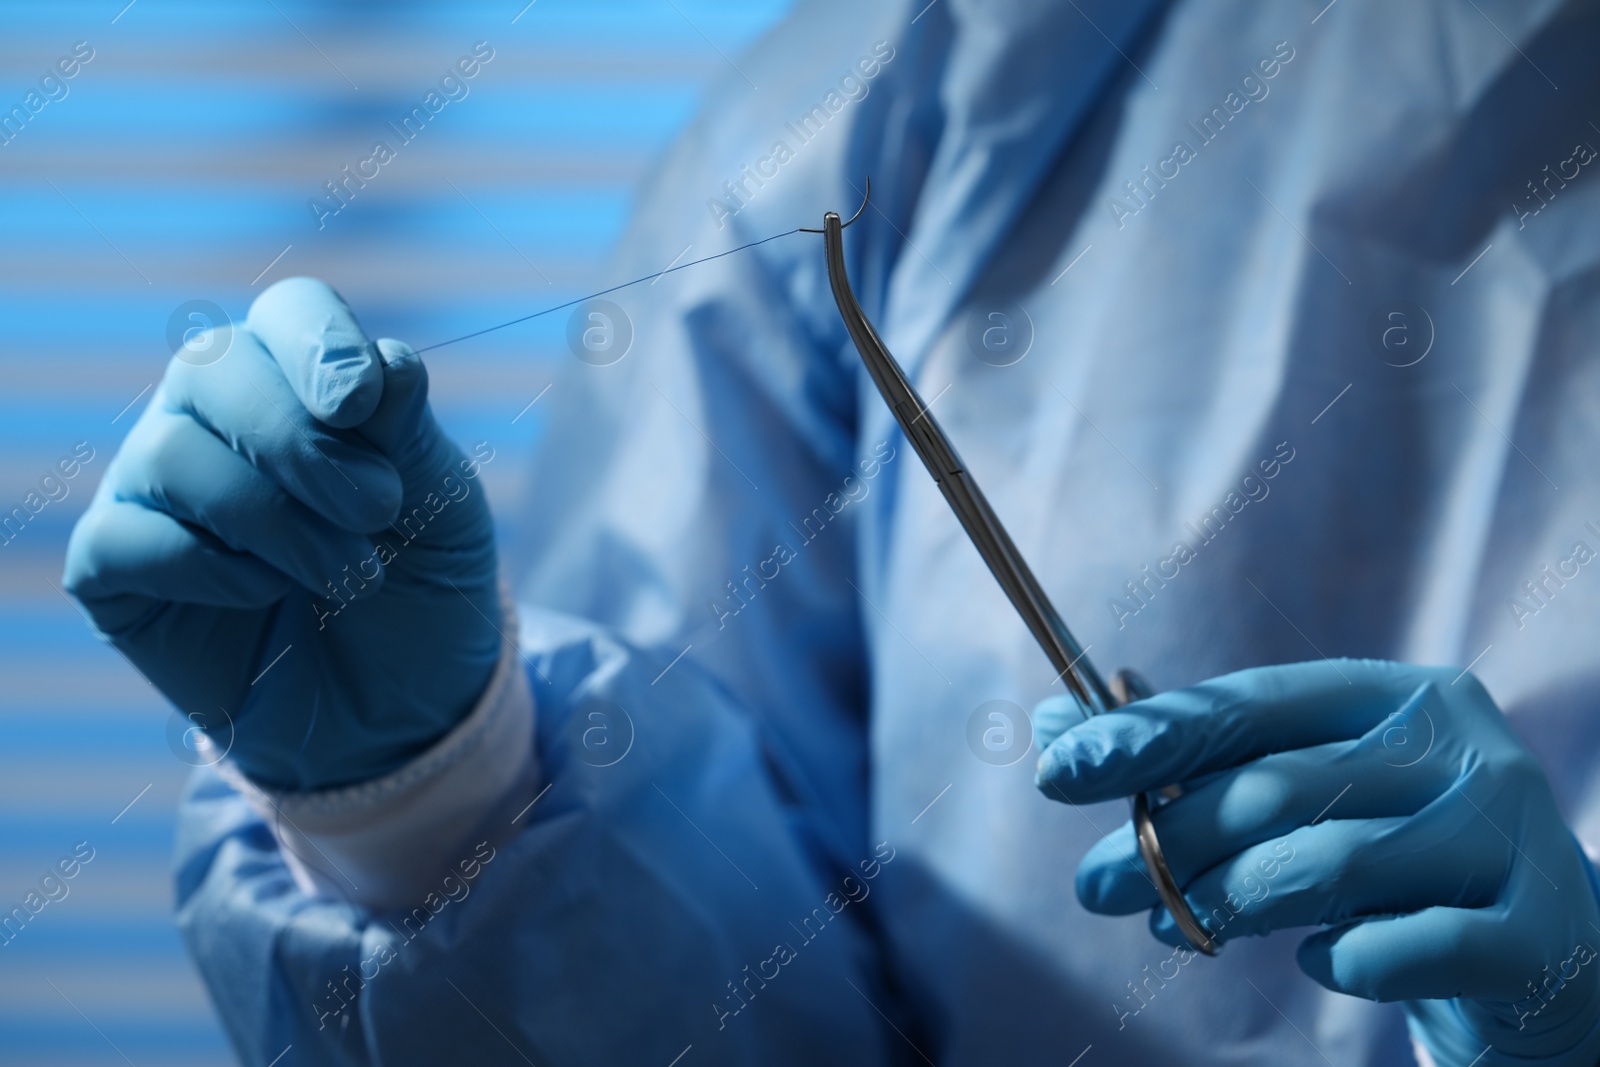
[174,607,898,1066]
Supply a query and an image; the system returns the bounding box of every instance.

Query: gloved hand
[64,278,502,791]
[1034,660,1600,1066]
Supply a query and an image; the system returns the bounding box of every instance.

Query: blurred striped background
[0,2,789,1062]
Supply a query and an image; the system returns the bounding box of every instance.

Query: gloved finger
[163,329,402,533]
[105,408,379,597]
[1032,693,1087,753]
[246,277,384,429]
[1144,809,1505,949]
[1077,703,1453,914]
[1297,905,1535,1003]
[64,497,291,612]
[1037,659,1441,804]
[1073,741,1354,915]
[1300,829,1589,1003]
[357,338,442,465]
[359,338,497,582]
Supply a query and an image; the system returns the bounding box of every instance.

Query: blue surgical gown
[175,0,1600,1062]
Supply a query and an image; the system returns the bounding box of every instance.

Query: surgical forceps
[812,186,1218,957]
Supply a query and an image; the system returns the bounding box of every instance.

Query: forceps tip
[799,176,871,233]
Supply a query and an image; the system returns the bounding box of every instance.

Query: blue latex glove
[1034,660,1600,1066]
[64,278,501,790]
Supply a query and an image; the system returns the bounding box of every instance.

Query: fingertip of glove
[1294,927,1348,993]
[1034,727,1114,802]
[376,336,419,365]
[1073,828,1161,911]
[1148,907,1197,949]
[375,337,426,397]
[1035,744,1076,796]
[351,482,404,535]
[60,504,107,602]
[1031,693,1086,752]
[247,277,383,429]
[1075,857,1126,915]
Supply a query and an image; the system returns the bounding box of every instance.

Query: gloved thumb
[247,277,384,429]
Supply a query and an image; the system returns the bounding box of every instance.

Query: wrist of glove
[1033,659,1600,1066]
[65,278,502,791]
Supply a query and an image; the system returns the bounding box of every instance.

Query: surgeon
[64,0,1600,1064]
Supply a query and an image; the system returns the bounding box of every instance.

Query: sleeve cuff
[215,597,537,912]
